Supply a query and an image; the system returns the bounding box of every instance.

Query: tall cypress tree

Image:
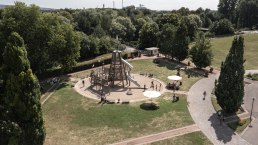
[215,36,245,113]
[1,32,45,145]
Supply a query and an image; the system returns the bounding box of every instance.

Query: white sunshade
[143,90,161,99]
[167,75,182,81]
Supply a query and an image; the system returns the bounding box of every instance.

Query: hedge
[37,51,137,80]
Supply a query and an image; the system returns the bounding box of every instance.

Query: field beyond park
[210,34,258,70]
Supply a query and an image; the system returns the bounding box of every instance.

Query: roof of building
[124,46,136,52]
[145,47,159,51]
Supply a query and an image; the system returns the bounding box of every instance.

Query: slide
[121,58,141,87]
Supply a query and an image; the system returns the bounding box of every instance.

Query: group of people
[150,81,162,91]
[167,81,181,90]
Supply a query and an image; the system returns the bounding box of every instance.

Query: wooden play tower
[108,50,127,87]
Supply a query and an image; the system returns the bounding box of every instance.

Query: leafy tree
[215,36,245,113]
[0,2,82,73]
[181,16,198,41]
[158,24,176,57]
[188,14,202,27]
[218,0,238,22]
[80,34,100,60]
[210,19,235,35]
[237,0,258,29]
[200,14,213,28]
[156,13,179,28]
[177,7,190,16]
[190,32,213,68]
[134,18,147,40]
[73,9,101,35]
[110,16,136,42]
[139,22,159,50]
[2,32,45,145]
[48,24,82,71]
[173,22,190,61]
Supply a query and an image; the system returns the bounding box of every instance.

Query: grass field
[210,34,258,70]
[43,83,194,145]
[149,131,212,145]
[130,59,203,91]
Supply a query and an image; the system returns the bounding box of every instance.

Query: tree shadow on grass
[153,58,179,70]
[208,113,236,144]
[184,68,205,77]
[140,103,160,111]
[56,82,70,90]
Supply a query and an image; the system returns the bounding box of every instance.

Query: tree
[134,18,147,40]
[190,32,213,68]
[110,16,136,42]
[210,19,235,35]
[215,36,245,113]
[0,2,82,73]
[218,0,238,22]
[48,23,82,71]
[156,13,179,28]
[181,16,198,41]
[172,22,190,61]
[73,9,101,35]
[139,22,159,50]
[237,0,258,29]
[80,34,100,60]
[158,24,176,57]
[2,32,45,145]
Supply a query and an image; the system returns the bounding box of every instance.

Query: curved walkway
[241,70,258,145]
[187,73,250,145]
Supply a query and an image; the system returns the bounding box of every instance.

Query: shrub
[238,119,246,126]
[209,19,235,35]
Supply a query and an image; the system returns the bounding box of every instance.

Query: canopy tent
[167,75,182,81]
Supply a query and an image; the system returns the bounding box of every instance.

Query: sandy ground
[73,74,166,102]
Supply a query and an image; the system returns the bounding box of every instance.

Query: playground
[74,50,166,103]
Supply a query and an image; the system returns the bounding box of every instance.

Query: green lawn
[227,118,250,134]
[210,34,258,70]
[130,59,203,91]
[43,83,194,145]
[149,131,212,145]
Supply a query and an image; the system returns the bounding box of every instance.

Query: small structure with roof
[145,47,159,56]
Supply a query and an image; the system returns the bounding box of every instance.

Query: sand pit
[74,74,166,103]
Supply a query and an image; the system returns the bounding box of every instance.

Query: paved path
[187,74,250,145]
[242,70,258,145]
[112,124,200,145]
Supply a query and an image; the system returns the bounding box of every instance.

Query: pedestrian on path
[203,91,207,100]
[82,80,85,88]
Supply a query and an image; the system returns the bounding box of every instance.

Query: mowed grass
[43,84,194,145]
[130,59,203,91]
[210,34,258,70]
[149,131,212,145]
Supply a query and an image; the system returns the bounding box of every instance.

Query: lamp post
[249,97,256,127]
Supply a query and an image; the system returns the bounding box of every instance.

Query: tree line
[1,1,257,76]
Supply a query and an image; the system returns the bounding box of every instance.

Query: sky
[1,0,219,10]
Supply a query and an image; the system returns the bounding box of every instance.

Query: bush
[209,19,235,35]
[238,119,246,126]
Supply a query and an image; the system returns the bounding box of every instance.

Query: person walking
[82,80,85,87]
[203,91,207,100]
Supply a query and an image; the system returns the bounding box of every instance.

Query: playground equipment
[121,58,141,87]
[90,50,140,94]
